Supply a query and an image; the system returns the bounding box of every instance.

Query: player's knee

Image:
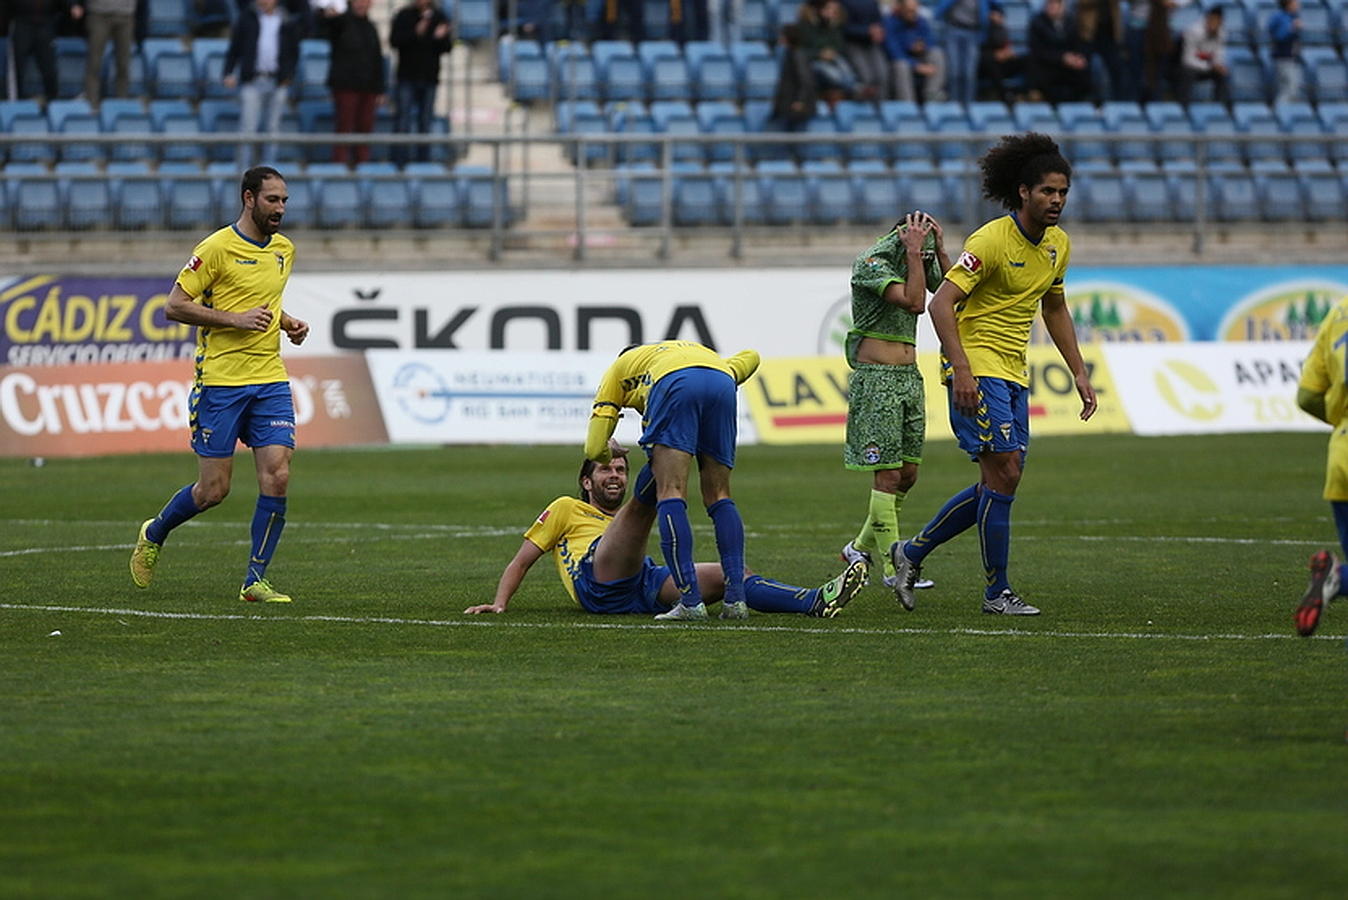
[896,467,919,493]
[195,481,229,508]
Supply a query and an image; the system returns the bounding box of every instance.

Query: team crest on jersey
[275,252,285,272]
[1047,246,1058,268]
[862,443,882,465]
[185,255,203,272]
[958,250,982,273]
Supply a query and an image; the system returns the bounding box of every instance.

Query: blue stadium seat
[670,162,717,226]
[145,0,190,37]
[1142,101,1194,163]
[1232,101,1285,163]
[696,100,747,163]
[686,41,737,102]
[501,40,549,102]
[966,101,1014,135]
[54,37,87,99]
[296,41,331,103]
[756,159,807,225]
[900,164,956,223]
[56,161,112,230]
[549,42,600,101]
[640,0,671,40]
[592,40,644,102]
[922,100,973,162]
[150,99,205,164]
[1101,101,1152,164]
[458,165,513,229]
[1318,102,1348,165]
[98,49,148,99]
[1304,47,1348,103]
[1073,163,1127,222]
[1226,46,1271,103]
[878,101,931,164]
[106,161,160,229]
[305,163,362,229]
[650,99,703,164]
[1187,102,1242,163]
[1296,1,1336,47]
[98,99,152,162]
[1000,0,1032,43]
[618,163,664,226]
[638,41,690,102]
[1274,101,1327,163]
[405,162,462,228]
[1251,159,1304,221]
[848,160,901,225]
[736,0,774,42]
[1206,162,1260,222]
[193,38,232,100]
[730,41,778,102]
[1294,159,1344,222]
[802,102,843,162]
[709,161,764,225]
[8,165,62,230]
[555,99,608,164]
[1221,2,1255,47]
[1010,101,1060,136]
[198,97,242,163]
[608,101,658,163]
[295,100,335,163]
[803,159,851,225]
[159,162,217,230]
[456,0,495,41]
[143,38,195,99]
[833,100,887,162]
[5,107,54,164]
[358,162,412,229]
[1122,161,1171,222]
[1162,160,1199,222]
[1056,102,1111,164]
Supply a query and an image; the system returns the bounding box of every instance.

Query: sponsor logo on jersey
[958,250,982,273]
[235,259,258,265]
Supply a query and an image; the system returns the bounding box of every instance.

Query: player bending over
[466,444,867,619]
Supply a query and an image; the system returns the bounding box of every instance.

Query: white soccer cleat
[719,600,749,620]
[655,601,709,622]
[982,588,1040,616]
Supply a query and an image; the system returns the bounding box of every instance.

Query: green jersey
[846,226,945,366]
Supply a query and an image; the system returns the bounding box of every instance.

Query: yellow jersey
[1300,296,1348,428]
[176,224,295,387]
[942,214,1071,386]
[523,495,614,606]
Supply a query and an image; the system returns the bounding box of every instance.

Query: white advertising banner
[366,350,759,446]
[1101,341,1327,435]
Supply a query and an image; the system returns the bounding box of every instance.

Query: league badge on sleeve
[957,250,982,274]
[185,255,203,272]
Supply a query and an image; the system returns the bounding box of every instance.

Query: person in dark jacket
[389,0,452,166]
[321,0,386,165]
[1,0,64,99]
[1028,0,1092,103]
[838,0,889,100]
[224,0,300,167]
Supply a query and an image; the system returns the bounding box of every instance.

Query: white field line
[0,602,1341,642]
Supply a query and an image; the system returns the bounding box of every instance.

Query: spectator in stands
[797,0,859,105]
[224,0,299,168]
[838,0,890,101]
[590,0,645,42]
[243,0,316,38]
[192,0,233,38]
[770,21,818,129]
[670,0,710,44]
[1268,0,1302,105]
[1028,0,1093,103]
[1126,0,1176,103]
[978,1,1023,103]
[884,0,947,103]
[1077,0,1125,101]
[390,0,452,166]
[934,0,990,105]
[321,0,386,166]
[1176,3,1228,106]
[71,0,138,103]
[1,0,63,101]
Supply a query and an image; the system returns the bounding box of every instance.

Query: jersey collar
[231,223,272,249]
[1009,212,1043,246]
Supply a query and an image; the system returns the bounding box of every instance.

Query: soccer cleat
[129,519,161,588]
[982,588,1040,616]
[1295,549,1340,637]
[719,600,750,620]
[811,558,869,618]
[239,579,292,603]
[654,601,709,621]
[839,541,874,585]
[883,573,936,590]
[889,541,922,611]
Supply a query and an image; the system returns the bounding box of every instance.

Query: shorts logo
[268,419,295,428]
[185,255,203,272]
[999,423,1013,441]
[958,250,982,273]
[862,443,881,465]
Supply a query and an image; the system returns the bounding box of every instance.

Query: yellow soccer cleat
[130,519,161,588]
[239,579,292,603]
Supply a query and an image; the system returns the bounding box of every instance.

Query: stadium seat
[756,159,807,225]
[1318,103,1348,165]
[1294,159,1345,222]
[296,41,331,103]
[639,0,671,40]
[650,99,703,165]
[303,162,361,229]
[1206,162,1260,223]
[696,100,748,163]
[847,160,900,225]
[1221,2,1255,48]
[878,101,932,164]
[801,102,843,163]
[617,162,664,226]
[1273,101,1327,163]
[549,42,600,102]
[359,162,413,229]
[833,100,888,163]
[197,98,242,163]
[919,100,971,162]
[709,161,765,225]
[1100,101,1152,164]
[54,36,87,99]
[1304,47,1348,103]
[1187,102,1242,164]
[1056,102,1111,164]
[1000,0,1032,43]
[456,0,495,41]
[458,164,513,229]
[106,161,160,229]
[100,99,154,162]
[1142,101,1194,163]
[502,40,550,103]
[145,0,190,37]
[98,48,148,99]
[730,41,778,102]
[56,161,112,230]
[45,99,101,163]
[295,100,335,163]
[1010,100,1060,136]
[555,99,608,165]
[1251,159,1304,222]
[1231,102,1285,163]
[1122,161,1171,222]
[608,101,658,163]
[901,164,957,223]
[159,162,217,230]
[685,41,737,102]
[670,162,717,226]
[405,162,462,228]
[738,0,775,42]
[1296,1,1336,47]
[9,165,62,230]
[1226,46,1271,103]
[966,101,1014,135]
[592,40,644,103]
[1073,163,1127,223]
[803,159,851,225]
[193,38,232,100]
[1162,161,1199,222]
[150,99,205,164]
[143,38,196,99]
[4,107,55,164]
[638,41,690,102]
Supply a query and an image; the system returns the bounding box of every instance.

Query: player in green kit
[841,211,950,600]
[890,133,1096,616]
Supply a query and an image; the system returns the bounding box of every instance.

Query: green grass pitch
[2,433,1345,898]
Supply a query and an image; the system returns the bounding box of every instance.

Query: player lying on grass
[465,443,866,619]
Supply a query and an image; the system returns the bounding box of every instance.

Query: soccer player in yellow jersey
[890,133,1096,616]
[1293,294,1348,636]
[465,443,866,618]
[129,166,310,603]
[584,341,761,621]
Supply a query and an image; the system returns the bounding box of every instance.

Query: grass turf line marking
[2,603,1341,642]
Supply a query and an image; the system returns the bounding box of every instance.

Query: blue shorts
[190,382,296,458]
[948,376,1029,461]
[641,367,738,468]
[574,541,672,615]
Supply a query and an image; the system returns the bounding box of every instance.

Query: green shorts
[843,362,925,470]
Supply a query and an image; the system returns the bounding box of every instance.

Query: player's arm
[884,214,933,314]
[926,213,952,279]
[585,361,626,462]
[929,279,978,415]
[1297,388,1329,424]
[465,538,546,614]
[164,283,274,331]
[1041,291,1098,421]
[727,349,760,384]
